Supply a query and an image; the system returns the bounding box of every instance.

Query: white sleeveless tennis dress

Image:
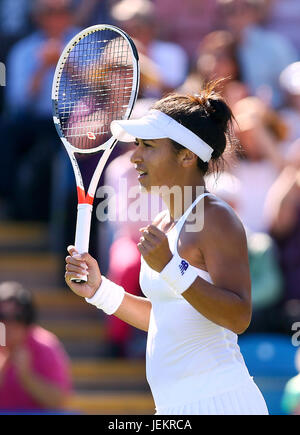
[140,193,268,415]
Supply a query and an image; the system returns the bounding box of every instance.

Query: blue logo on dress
[179,260,189,275]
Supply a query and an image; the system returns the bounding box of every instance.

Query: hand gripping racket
[52,25,139,282]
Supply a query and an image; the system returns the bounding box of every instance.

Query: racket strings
[57,29,134,149]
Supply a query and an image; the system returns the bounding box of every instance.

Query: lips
[136,167,148,178]
[138,172,147,180]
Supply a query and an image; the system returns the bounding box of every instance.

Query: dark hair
[152,80,237,175]
[0,282,36,326]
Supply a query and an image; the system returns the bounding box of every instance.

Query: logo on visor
[179,260,189,275]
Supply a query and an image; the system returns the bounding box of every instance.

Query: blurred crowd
[0,0,300,372]
[0,281,72,411]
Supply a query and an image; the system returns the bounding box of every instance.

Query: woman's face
[237,128,264,160]
[37,8,73,38]
[197,51,238,82]
[2,320,27,350]
[130,138,180,192]
[290,94,300,112]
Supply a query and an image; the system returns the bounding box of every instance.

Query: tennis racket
[52,24,140,282]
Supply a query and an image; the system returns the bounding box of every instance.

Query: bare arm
[181,206,252,334]
[12,348,69,409]
[256,125,286,172]
[139,205,251,335]
[113,293,151,332]
[18,372,69,409]
[264,166,300,238]
[29,40,61,97]
[65,246,151,332]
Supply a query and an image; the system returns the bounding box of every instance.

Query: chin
[138,180,151,193]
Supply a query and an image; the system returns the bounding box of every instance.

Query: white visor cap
[110,109,214,163]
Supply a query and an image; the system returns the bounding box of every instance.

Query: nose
[130,144,143,164]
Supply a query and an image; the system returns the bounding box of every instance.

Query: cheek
[239,131,261,157]
[152,157,178,185]
[4,323,24,344]
[218,60,237,78]
[4,327,16,346]
[291,96,300,111]
[43,15,71,31]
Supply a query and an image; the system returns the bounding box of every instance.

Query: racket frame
[52,24,139,280]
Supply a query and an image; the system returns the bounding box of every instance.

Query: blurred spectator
[264,165,300,328]
[111,0,189,97]
[0,0,33,113]
[279,62,300,145]
[205,171,242,209]
[265,0,300,56]
[231,96,288,232]
[0,0,34,216]
[197,31,242,82]
[103,148,147,357]
[6,0,77,120]
[106,231,144,357]
[72,0,113,28]
[153,0,218,62]
[217,0,298,108]
[0,282,72,411]
[101,98,162,356]
[246,230,283,332]
[1,0,78,220]
[206,171,283,333]
[0,0,33,58]
[194,30,249,107]
[0,0,32,39]
[282,348,300,415]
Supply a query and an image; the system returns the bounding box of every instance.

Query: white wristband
[160,253,198,295]
[85,276,125,315]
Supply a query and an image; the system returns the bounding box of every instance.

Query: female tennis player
[65,81,269,415]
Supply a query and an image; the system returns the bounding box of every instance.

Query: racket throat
[77,186,94,205]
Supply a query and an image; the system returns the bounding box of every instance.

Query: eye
[134,139,153,148]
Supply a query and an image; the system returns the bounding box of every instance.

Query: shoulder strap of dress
[174,192,213,236]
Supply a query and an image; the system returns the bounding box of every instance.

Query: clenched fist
[138,225,173,272]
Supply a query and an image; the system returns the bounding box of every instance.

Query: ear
[178,149,198,168]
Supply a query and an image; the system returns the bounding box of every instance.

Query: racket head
[52,24,140,154]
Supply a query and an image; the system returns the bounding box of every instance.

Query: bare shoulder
[198,194,251,298]
[201,194,247,244]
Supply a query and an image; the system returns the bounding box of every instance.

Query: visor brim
[110,118,167,142]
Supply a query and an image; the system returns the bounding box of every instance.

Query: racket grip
[71,203,93,284]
